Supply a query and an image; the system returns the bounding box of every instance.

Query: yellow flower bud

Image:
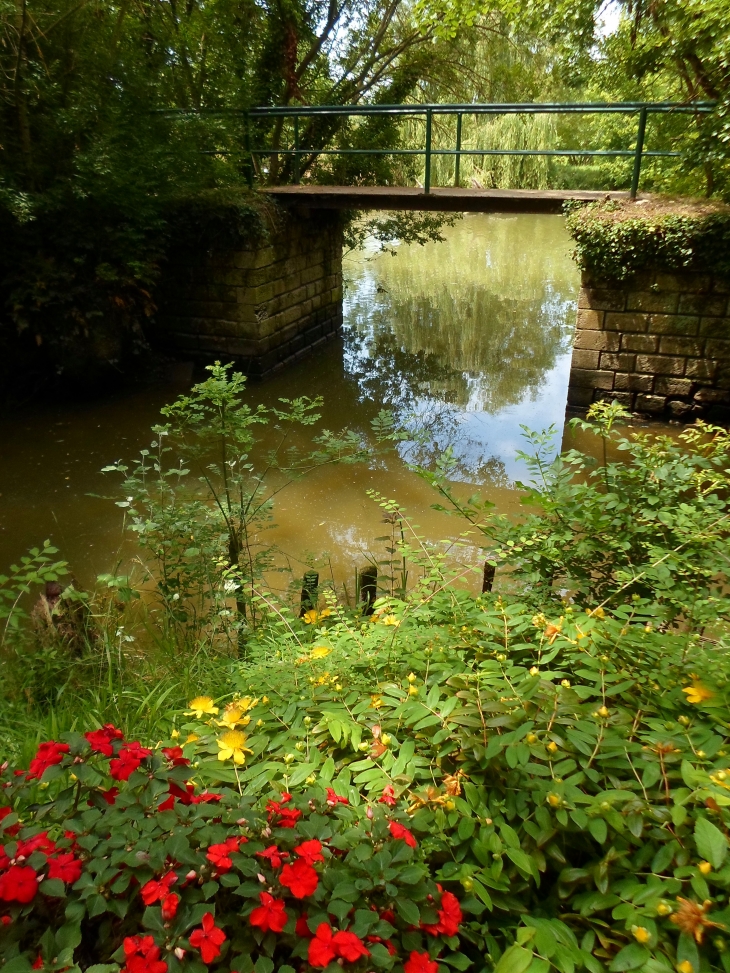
[445,800,456,811]
[547,741,558,754]
[677,962,694,973]
[407,672,417,683]
[171,729,180,740]
[529,666,540,677]
[561,680,571,689]
[335,684,343,691]
[408,686,419,696]
[381,733,391,746]
[284,753,295,764]
[656,902,672,916]
[548,793,561,807]
[461,877,474,891]
[526,733,538,744]
[295,741,305,751]
[305,775,316,785]
[699,861,712,875]
[632,926,650,944]
[598,706,610,718]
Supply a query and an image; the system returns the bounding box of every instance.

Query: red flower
[294,839,324,865]
[278,808,302,828]
[141,872,177,906]
[26,742,70,780]
[0,865,38,904]
[380,910,396,925]
[123,935,167,973]
[280,858,319,898]
[249,892,288,933]
[85,724,124,756]
[404,953,439,973]
[256,846,289,868]
[207,837,242,874]
[190,791,222,805]
[110,742,152,781]
[332,930,370,963]
[47,853,82,885]
[326,787,348,806]
[17,832,56,858]
[161,893,180,921]
[379,786,397,807]
[436,891,462,937]
[309,924,336,968]
[388,821,417,848]
[0,917,11,926]
[101,787,119,806]
[162,747,190,767]
[32,957,43,969]
[189,912,226,964]
[295,914,312,937]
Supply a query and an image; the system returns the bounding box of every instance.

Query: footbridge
[156,100,724,417]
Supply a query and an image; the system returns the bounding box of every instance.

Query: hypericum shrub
[0,727,468,973]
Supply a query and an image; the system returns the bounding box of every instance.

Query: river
[0,213,582,591]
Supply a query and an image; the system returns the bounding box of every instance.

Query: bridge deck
[263,185,632,214]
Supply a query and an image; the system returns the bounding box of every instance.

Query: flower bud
[366,806,374,820]
[174,949,186,961]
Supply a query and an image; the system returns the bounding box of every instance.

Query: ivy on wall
[565,199,730,281]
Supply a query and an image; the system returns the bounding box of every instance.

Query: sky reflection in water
[342,212,578,484]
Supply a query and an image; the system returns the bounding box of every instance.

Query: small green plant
[103,363,394,648]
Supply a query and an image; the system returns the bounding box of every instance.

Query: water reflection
[342,213,578,481]
[0,214,581,586]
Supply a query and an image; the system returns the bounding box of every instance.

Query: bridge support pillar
[155,210,343,378]
[568,270,730,421]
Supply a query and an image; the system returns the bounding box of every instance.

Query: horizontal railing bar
[156,100,715,118]
[249,148,682,158]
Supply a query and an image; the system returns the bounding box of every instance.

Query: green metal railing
[167,101,716,197]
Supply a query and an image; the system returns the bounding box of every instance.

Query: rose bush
[0,730,469,973]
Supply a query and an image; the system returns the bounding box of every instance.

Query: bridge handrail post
[424,107,433,194]
[630,106,648,198]
[293,115,300,184]
[454,112,462,188]
[243,110,254,189]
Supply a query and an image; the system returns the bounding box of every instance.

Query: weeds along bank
[3,372,730,971]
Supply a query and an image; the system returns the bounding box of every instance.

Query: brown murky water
[0,213,639,589]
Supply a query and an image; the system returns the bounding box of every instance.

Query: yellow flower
[170,729,180,740]
[598,706,610,718]
[588,606,605,619]
[526,733,538,744]
[683,682,714,705]
[547,741,558,754]
[302,609,332,625]
[310,645,332,660]
[216,702,252,730]
[677,963,694,973]
[529,667,540,677]
[699,861,713,876]
[407,672,417,683]
[408,685,419,696]
[632,926,651,944]
[657,902,673,916]
[547,793,561,807]
[185,696,219,718]
[380,615,400,626]
[185,733,199,744]
[217,730,253,765]
[370,695,383,709]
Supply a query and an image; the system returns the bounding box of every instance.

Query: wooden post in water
[300,570,319,615]
[482,561,496,593]
[358,565,377,616]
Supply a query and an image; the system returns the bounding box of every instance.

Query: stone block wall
[155,210,343,378]
[568,270,730,420]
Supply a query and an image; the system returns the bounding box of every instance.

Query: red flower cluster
[249,892,288,933]
[326,788,349,807]
[189,912,226,964]
[161,893,179,921]
[207,837,245,874]
[266,794,302,829]
[388,821,417,848]
[84,724,124,757]
[141,872,177,907]
[110,742,153,782]
[158,781,222,812]
[0,829,83,904]
[26,742,70,781]
[308,923,370,968]
[422,891,462,938]
[161,747,190,767]
[123,935,168,973]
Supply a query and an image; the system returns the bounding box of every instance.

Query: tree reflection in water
[342,213,579,483]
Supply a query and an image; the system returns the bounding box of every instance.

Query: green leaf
[494,945,534,973]
[396,898,420,926]
[40,878,67,898]
[254,959,274,973]
[609,944,650,972]
[588,818,607,844]
[695,817,727,869]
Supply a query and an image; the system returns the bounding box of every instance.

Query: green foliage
[0,739,468,973]
[0,542,68,642]
[565,200,730,280]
